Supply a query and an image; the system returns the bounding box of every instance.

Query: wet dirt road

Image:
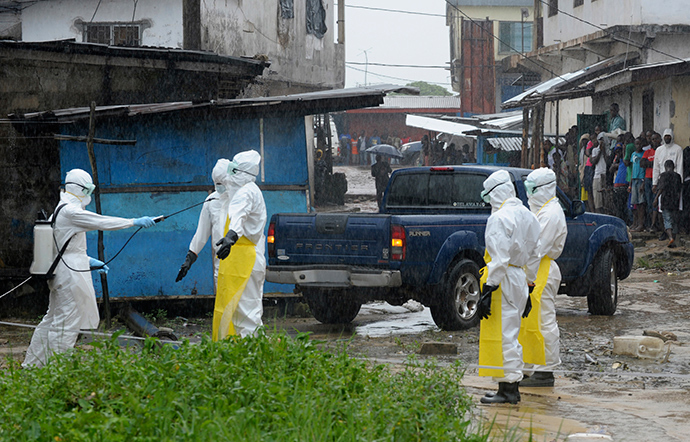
[264,262,690,442]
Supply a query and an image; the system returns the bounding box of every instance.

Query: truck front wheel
[587,248,618,315]
[301,288,362,324]
[431,259,481,330]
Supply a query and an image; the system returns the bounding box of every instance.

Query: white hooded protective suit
[523,168,566,372]
[188,159,234,285]
[214,150,267,339]
[23,169,141,368]
[480,170,540,383]
[653,128,684,186]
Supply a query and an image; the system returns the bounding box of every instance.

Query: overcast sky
[342,1,452,92]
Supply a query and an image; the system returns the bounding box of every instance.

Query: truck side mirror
[571,200,585,217]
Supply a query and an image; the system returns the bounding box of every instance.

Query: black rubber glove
[215,229,239,260]
[522,294,532,318]
[478,284,498,320]
[175,250,197,282]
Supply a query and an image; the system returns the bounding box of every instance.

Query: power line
[535,0,686,63]
[347,61,448,69]
[341,4,445,18]
[346,64,451,86]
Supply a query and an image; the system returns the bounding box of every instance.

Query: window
[498,21,533,54]
[84,23,141,46]
[548,0,559,17]
[574,0,584,6]
[387,172,490,209]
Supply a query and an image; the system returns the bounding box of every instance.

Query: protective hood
[482,170,515,211]
[663,128,674,145]
[525,167,557,212]
[223,150,261,189]
[212,158,231,195]
[64,168,94,208]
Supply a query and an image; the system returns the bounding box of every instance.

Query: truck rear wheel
[302,288,362,324]
[431,259,481,330]
[587,248,618,315]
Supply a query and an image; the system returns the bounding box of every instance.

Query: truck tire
[302,288,362,324]
[431,259,481,330]
[587,248,618,315]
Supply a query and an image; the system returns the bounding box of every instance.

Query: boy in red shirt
[641,135,657,231]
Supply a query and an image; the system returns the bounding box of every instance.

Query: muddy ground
[3,165,690,441]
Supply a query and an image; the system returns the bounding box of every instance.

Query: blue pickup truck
[266,166,634,330]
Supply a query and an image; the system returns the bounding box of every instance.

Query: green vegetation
[0,331,489,441]
[405,81,452,96]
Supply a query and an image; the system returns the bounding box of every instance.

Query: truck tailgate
[272,213,392,266]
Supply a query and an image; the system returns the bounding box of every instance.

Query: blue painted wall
[59,112,309,298]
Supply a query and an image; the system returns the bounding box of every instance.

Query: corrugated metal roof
[380,95,461,110]
[0,39,269,69]
[486,136,565,152]
[593,56,690,94]
[502,53,639,109]
[10,85,420,122]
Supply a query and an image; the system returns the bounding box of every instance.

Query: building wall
[670,77,690,145]
[543,0,690,46]
[21,0,183,46]
[18,0,344,96]
[448,5,533,62]
[544,97,592,135]
[200,0,344,96]
[448,4,533,111]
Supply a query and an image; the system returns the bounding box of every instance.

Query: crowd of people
[537,103,689,248]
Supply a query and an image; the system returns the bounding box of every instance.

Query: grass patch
[0,331,490,441]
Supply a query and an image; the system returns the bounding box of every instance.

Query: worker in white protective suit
[175,159,234,286]
[478,169,540,404]
[519,168,567,387]
[213,150,267,340]
[23,169,158,368]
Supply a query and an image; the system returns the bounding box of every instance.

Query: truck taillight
[267,222,276,258]
[391,224,406,260]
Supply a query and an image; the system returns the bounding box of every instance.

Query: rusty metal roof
[0,39,269,70]
[10,85,420,123]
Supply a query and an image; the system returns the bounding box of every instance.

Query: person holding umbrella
[371,154,392,208]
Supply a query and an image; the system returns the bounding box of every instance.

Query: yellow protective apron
[213,219,257,341]
[517,256,550,366]
[478,259,505,378]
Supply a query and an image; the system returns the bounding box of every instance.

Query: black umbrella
[364,144,403,158]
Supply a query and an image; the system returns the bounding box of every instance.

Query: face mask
[227,161,257,177]
[480,181,504,203]
[525,180,555,196]
[81,195,92,207]
[215,184,226,194]
[65,181,95,196]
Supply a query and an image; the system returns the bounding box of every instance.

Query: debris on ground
[643,330,678,342]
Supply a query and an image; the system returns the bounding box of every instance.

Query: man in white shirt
[590,133,609,213]
[653,128,684,191]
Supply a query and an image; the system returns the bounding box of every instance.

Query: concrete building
[502,0,690,144]
[0,0,345,96]
[446,0,537,115]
